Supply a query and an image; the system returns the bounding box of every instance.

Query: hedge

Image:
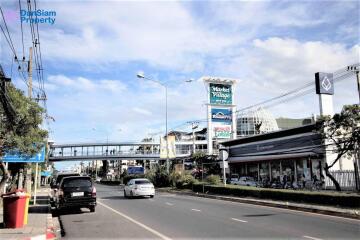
[190,183,360,208]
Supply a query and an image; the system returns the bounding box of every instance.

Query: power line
[18,0,25,59]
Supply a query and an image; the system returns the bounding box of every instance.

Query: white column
[207,104,213,155]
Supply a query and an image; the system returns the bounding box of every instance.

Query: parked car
[231,176,258,187]
[50,172,80,204]
[124,178,155,198]
[54,176,96,212]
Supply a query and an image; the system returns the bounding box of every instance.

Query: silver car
[231,176,258,187]
[124,178,155,198]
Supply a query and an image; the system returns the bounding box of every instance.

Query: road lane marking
[231,218,248,223]
[173,194,360,223]
[303,236,323,240]
[98,201,171,240]
[191,208,201,212]
[166,202,174,206]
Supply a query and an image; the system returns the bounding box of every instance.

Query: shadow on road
[242,213,276,217]
[28,205,50,214]
[100,196,152,200]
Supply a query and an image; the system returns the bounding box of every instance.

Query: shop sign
[315,72,334,95]
[214,125,231,139]
[209,83,232,105]
[211,108,232,123]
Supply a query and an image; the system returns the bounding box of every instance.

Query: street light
[137,72,169,173]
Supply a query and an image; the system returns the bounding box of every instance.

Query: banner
[160,135,176,159]
[209,83,232,105]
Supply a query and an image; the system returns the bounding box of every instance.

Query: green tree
[0,83,48,194]
[317,104,360,191]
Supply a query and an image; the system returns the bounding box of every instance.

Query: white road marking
[191,208,201,212]
[231,218,248,223]
[174,194,360,223]
[166,202,174,206]
[98,201,171,240]
[303,236,323,240]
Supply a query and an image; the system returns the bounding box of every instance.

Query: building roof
[221,123,318,146]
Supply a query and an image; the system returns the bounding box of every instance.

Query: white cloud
[132,107,152,116]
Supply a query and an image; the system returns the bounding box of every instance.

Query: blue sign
[127,166,144,175]
[2,147,46,163]
[211,108,232,123]
[41,171,52,177]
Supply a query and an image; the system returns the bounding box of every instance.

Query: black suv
[54,176,96,212]
[50,173,80,205]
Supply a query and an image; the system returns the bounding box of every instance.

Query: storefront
[221,124,325,186]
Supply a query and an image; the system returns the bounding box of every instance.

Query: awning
[228,152,322,163]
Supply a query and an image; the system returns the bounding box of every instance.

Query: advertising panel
[211,108,232,123]
[213,124,231,139]
[209,83,232,105]
[160,135,176,159]
[127,166,145,175]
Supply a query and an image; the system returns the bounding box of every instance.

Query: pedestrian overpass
[48,141,208,162]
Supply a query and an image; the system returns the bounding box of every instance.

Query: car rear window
[134,180,151,184]
[63,178,92,187]
[56,174,79,184]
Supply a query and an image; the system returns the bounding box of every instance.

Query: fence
[325,170,357,190]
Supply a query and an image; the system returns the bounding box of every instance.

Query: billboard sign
[209,83,232,105]
[127,166,145,175]
[315,72,334,95]
[211,108,232,123]
[160,135,176,159]
[213,124,231,139]
[3,146,46,163]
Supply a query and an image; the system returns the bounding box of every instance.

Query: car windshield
[134,180,151,185]
[63,178,92,188]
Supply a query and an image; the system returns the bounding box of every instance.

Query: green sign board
[209,83,232,105]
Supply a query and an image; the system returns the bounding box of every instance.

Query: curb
[158,189,360,220]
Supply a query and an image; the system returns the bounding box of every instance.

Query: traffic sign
[2,146,46,163]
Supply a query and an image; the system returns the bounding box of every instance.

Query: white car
[124,178,155,198]
[231,176,258,187]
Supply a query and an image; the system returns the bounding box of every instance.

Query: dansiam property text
[20,9,56,25]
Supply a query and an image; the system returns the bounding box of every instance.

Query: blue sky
[1,0,359,170]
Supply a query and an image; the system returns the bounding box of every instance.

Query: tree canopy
[0,83,48,156]
[318,104,360,191]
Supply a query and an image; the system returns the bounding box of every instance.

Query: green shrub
[176,174,197,189]
[170,171,182,187]
[206,174,221,185]
[191,183,360,208]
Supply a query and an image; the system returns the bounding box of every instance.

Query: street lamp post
[137,73,169,173]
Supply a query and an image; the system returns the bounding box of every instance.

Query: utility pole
[188,121,199,154]
[347,65,360,103]
[24,48,32,193]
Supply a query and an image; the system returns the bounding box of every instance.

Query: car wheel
[130,191,134,198]
[124,190,127,198]
[90,206,95,213]
[150,195,154,198]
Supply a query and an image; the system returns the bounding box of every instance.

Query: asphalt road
[58,184,360,239]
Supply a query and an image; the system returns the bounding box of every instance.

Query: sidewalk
[157,188,360,220]
[0,188,60,240]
